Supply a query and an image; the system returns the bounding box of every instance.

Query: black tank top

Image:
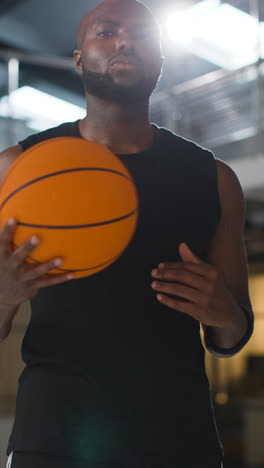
[8,120,224,466]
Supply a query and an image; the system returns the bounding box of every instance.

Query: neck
[79,95,154,154]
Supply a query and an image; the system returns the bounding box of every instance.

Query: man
[1,0,253,467]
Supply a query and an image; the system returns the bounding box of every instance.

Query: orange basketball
[0,137,139,279]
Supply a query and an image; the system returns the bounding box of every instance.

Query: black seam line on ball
[14,208,138,229]
[0,167,133,211]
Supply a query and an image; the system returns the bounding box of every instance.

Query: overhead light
[166,0,261,70]
[0,86,86,131]
[166,0,220,46]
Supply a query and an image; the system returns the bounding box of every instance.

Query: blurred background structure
[0,1,264,467]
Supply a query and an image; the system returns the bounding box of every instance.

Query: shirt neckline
[75,120,159,158]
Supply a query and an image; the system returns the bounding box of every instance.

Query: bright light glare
[165,0,261,69]
[0,86,86,131]
[197,4,259,68]
[166,0,220,45]
[166,11,194,45]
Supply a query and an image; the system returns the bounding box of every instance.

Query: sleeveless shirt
[7,120,224,466]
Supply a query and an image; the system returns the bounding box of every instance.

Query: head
[74,0,164,105]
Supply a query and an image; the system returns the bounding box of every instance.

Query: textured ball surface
[0,137,139,278]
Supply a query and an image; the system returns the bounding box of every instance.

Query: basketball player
[1,0,253,467]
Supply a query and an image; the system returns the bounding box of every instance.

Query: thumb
[178,242,203,264]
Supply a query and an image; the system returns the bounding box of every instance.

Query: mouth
[110,62,137,70]
[109,55,140,70]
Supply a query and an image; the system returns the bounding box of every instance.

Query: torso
[1,143,224,184]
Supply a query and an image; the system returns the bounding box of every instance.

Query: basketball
[0,137,139,279]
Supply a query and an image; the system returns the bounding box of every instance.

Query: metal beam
[0,48,74,70]
[0,0,27,16]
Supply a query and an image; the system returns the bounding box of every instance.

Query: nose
[115,31,135,52]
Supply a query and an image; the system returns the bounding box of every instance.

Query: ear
[73,49,83,76]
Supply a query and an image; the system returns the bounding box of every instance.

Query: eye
[97,31,115,38]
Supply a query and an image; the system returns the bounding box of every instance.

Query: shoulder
[215,159,244,201]
[0,145,23,158]
[157,126,216,164]
[0,145,23,181]
[215,158,245,224]
[19,120,80,151]
[158,126,210,150]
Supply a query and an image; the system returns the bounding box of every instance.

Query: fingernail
[7,218,15,225]
[31,236,40,245]
[54,258,63,266]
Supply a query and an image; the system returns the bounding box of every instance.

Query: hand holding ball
[0,138,139,279]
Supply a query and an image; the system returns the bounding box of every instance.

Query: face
[74,0,163,104]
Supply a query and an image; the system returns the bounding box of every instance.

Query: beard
[82,64,161,104]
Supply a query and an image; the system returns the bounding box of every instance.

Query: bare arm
[0,145,23,180]
[0,144,75,342]
[0,305,20,342]
[0,145,23,341]
[150,157,253,358]
[202,159,254,356]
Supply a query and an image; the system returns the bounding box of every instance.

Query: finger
[152,268,210,292]
[0,218,17,246]
[159,262,217,280]
[9,235,41,269]
[152,281,201,303]
[22,257,64,281]
[157,293,200,320]
[34,271,75,289]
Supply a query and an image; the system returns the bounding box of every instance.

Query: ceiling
[0,0,256,100]
[0,0,264,231]
[0,0,259,56]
